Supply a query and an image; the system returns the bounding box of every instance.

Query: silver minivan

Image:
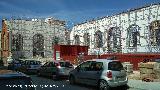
[69,59,128,90]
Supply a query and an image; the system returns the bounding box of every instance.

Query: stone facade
[2,18,67,59]
[70,3,160,54]
[1,20,10,65]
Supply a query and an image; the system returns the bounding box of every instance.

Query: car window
[90,62,103,71]
[79,61,91,71]
[59,62,65,67]
[29,61,41,65]
[108,61,124,71]
[43,62,49,67]
[49,62,56,67]
[65,62,73,67]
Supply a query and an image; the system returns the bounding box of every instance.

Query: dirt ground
[127,71,141,80]
[128,71,160,82]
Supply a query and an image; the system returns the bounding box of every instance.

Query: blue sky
[0,0,159,29]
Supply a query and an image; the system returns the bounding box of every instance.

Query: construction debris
[122,62,133,74]
[127,71,140,80]
[138,62,160,82]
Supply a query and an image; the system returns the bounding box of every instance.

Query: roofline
[74,3,160,26]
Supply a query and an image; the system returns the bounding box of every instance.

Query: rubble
[138,62,160,82]
[127,71,140,80]
[122,62,133,73]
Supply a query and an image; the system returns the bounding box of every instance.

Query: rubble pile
[127,71,140,80]
[138,62,160,81]
[122,62,133,73]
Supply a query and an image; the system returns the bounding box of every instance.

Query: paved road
[30,75,95,90]
[30,75,160,90]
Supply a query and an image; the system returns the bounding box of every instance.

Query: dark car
[8,60,23,71]
[0,70,36,90]
[37,60,74,79]
[18,60,42,74]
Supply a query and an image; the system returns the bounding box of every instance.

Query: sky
[0,0,160,29]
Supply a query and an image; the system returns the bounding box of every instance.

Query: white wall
[71,4,160,54]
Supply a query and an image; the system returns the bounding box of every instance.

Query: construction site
[69,3,160,81]
[1,17,70,64]
[1,3,160,82]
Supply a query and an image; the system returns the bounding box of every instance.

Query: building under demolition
[1,17,70,61]
[70,3,160,54]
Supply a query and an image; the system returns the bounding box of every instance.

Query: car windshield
[108,61,124,71]
[27,61,41,65]
[0,78,35,90]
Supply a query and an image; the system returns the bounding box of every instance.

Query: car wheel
[69,75,75,85]
[122,84,129,89]
[37,71,41,76]
[99,80,110,90]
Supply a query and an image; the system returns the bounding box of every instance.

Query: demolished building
[70,3,160,54]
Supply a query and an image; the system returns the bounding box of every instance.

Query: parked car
[18,60,42,74]
[8,60,23,71]
[37,60,74,79]
[0,70,36,90]
[69,59,128,90]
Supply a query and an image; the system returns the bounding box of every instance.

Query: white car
[69,59,128,90]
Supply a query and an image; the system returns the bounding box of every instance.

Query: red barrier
[53,45,160,70]
[100,53,160,70]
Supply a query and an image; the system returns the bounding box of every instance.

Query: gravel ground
[128,79,160,90]
[127,71,160,90]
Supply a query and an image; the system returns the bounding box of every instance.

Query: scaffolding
[71,3,160,54]
[4,17,68,59]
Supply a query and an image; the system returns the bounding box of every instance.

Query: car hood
[0,70,29,78]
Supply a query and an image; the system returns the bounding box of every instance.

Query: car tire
[69,75,75,85]
[37,71,41,76]
[122,84,129,89]
[99,80,110,90]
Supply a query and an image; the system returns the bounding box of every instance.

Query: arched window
[12,35,16,51]
[33,34,44,57]
[107,27,121,53]
[94,30,103,48]
[14,34,23,51]
[150,20,160,46]
[74,34,80,45]
[127,25,140,47]
[83,33,90,46]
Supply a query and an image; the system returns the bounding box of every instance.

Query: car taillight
[107,71,112,78]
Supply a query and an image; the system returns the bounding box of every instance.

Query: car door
[61,62,74,75]
[39,62,49,76]
[75,61,91,84]
[47,62,57,76]
[86,61,103,86]
[44,62,53,76]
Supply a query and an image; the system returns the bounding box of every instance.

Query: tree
[52,36,60,45]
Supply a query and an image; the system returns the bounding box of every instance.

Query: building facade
[2,17,68,59]
[1,20,10,65]
[70,3,160,54]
